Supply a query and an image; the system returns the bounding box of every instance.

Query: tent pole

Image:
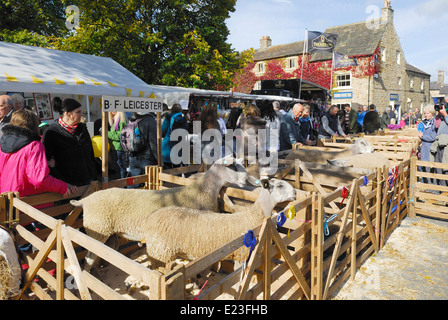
[157,113,163,168]
[102,110,109,182]
[85,95,91,122]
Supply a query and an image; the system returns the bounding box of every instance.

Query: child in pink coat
[0,110,76,197]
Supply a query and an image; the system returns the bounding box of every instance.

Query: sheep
[120,178,296,269]
[326,152,392,170]
[71,160,251,271]
[285,138,374,164]
[0,227,21,299]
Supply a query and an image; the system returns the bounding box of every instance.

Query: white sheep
[118,178,296,269]
[71,160,250,271]
[285,138,374,164]
[326,152,392,170]
[0,227,21,299]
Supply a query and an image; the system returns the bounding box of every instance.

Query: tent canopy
[0,41,158,97]
[0,41,301,107]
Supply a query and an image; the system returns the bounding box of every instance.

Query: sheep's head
[266,178,296,203]
[256,178,296,217]
[209,156,248,187]
[351,139,374,154]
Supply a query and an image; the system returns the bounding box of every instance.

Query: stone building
[247,3,431,115]
[430,70,448,104]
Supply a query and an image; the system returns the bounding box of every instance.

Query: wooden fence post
[375,167,383,250]
[409,156,417,218]
[351,180,358,281]
[56,221,65,300]
[311,193,323,300]
[146,166,160,190]
[161,265,185,300]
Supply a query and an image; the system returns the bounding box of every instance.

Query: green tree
[53,0,240,90]
[0,0,68,46]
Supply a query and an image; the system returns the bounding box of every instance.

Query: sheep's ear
[70,200,82,207]
[247,175,261,186]
[260,179,270,190]
[327,159,350,167]
[233,158,247,173]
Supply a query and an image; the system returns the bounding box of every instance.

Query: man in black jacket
[127,112,158,186]
[318,105,346,140]
[363,104,380,134]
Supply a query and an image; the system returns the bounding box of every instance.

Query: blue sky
[226,0,448,81]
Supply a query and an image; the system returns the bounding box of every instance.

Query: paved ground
[331,216,448,300]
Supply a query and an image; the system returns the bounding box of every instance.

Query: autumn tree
[0,0,247,91]
[0,0,67,46]
[56,0,241,90]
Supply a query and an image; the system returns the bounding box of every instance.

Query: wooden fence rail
[0,156,411,300]
[409,156,448,221]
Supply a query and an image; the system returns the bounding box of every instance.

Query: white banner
[102,95,163,113]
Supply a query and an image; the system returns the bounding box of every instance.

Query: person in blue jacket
[418,104,437,186]
[356,105,367,133]
[162,104,188,169]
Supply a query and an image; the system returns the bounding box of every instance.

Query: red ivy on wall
[232,46,381,94]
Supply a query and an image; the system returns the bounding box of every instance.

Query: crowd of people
[2,93,448,202]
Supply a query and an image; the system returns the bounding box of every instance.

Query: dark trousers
[116,150,129,179]
[128,156,157,188]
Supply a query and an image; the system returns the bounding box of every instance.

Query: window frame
[335,72,352,90]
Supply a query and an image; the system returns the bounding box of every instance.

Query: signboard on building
[390,94,399,101]
[102,95,163,113]
[333,92,353,100]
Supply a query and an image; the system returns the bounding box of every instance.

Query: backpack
[119,118,145,153]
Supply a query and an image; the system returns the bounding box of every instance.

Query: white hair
[423,104,436,116]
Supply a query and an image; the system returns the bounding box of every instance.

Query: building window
[335,73,351,89]
[256,62,265,73]
[398,77,402,86]
[396,51,401,65]
[380,47,386,61]
[410,76,414,89]
[287,58,296,69]
[254,80,261,90]
[421,79,425,91]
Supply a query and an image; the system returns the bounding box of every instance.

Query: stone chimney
[381,2,394,24]
[438,70,445,90]
[260,36,272,50]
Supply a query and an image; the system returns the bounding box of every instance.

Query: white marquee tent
[0,41,195,105]
[0,41,300,108]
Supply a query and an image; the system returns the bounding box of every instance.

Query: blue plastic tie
[323,214,338,244]
[363,176,369,186]
[243,230,257,263]
[277,211,287,227]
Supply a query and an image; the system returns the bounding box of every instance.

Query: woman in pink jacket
[0,110,76,197]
